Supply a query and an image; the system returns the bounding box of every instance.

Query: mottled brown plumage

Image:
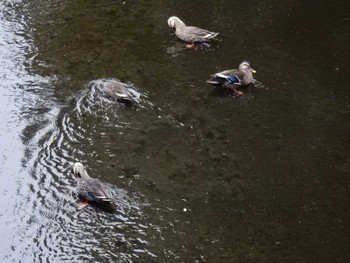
[167,16,219,44]
[206,61,256,94]
[102,80,134,103]
[72,162,112,206]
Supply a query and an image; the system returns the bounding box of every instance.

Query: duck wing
[79,178,112,203]
[178,26,219,42]
[216,69,243,80]
[102,81,133,102]
[207,69,242,85]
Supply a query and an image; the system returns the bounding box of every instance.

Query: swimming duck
[71,162,112,207]
[167,16,219,48]
[101,80,135,103]
[206,61,256,95]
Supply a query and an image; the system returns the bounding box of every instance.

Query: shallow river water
[0,0,349,262]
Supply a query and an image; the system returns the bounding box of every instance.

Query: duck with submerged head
[101,80,136,104]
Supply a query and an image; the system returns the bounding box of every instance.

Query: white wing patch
[115,92,128,98]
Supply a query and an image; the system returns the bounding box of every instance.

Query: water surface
[0,0,349,262]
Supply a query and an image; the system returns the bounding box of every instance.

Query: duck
[167,16,219,48]
[101,80,135,103]
[206,61,256,95]
[71,162,112,207]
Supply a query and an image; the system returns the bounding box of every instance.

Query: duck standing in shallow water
[167,16,219,48]
[71,162,112,208]
[101,80,136,104]
[206,61,256,95]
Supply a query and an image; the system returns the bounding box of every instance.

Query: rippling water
[0,0,349,262]
[0,2,161,262]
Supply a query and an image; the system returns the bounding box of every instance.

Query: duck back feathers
[102,80,134,103]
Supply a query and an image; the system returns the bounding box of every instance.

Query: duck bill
[251,69,257,74]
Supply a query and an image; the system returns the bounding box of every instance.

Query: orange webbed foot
[79,201,89,207]
[233,89,244,96]
[186,43,195,48]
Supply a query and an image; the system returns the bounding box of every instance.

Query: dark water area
[0,0,349,262]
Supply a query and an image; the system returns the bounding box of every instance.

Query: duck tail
[209,32,220,40]
[206,79,221,85]
[101,197,113,203]
[212,32,220,38]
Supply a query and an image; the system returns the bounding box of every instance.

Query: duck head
[239,61,256,74]
[72,162,90,179]
[167,16,185,28]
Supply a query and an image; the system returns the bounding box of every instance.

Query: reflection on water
[166,41,216,57]
[0,0,349,262]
